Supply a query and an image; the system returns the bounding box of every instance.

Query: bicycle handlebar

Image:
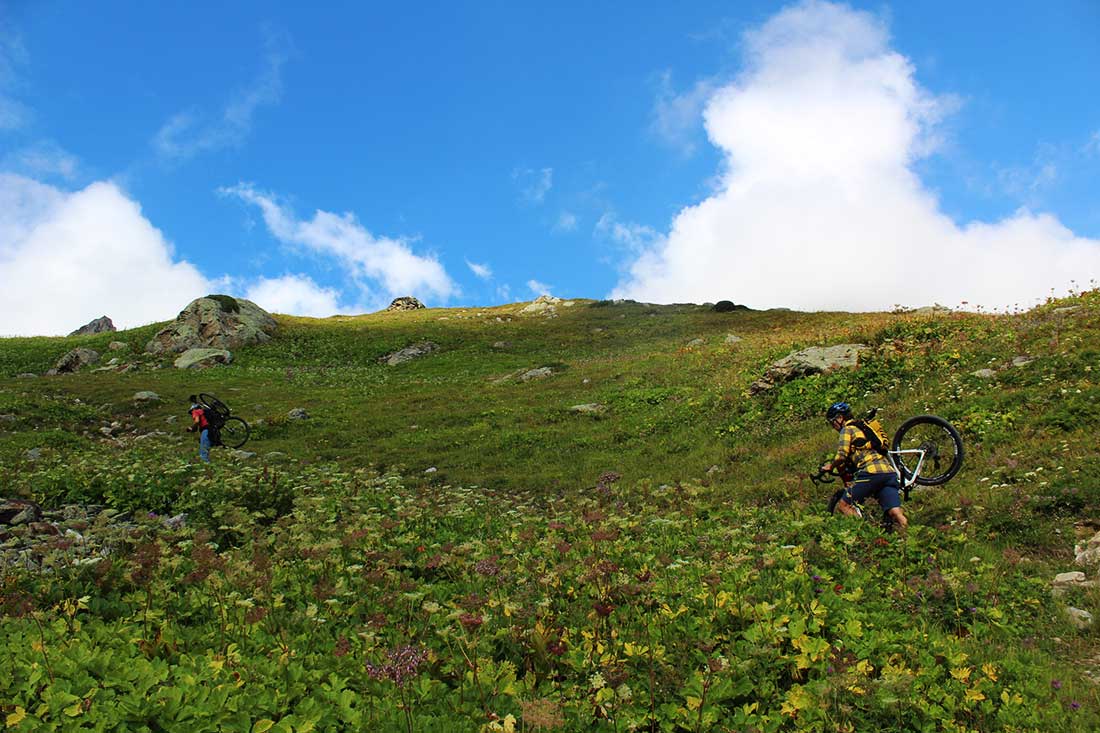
[808,467,839,485]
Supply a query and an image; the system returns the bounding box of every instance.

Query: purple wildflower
[1052,679,1062,690]
[365,644,427,687]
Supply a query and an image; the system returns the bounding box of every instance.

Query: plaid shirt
[835,420,894,475]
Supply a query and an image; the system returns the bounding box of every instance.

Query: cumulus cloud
[466,259,492,279]
[153,30,288,162]
[514,167,553,204]
[220,182,458,306]
[614,0,1100,310]
[244,274,346,318]
[0,174,210,336]
[527,279,553,296]
[596,212,663,254]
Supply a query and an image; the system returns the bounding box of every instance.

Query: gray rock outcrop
[174,348,233,370]
[69,316,116,336]
[750,344,872,394]
[381,341,439,366]
[145,296,276,355]
[52,348,101,374]
[386,296,426,311]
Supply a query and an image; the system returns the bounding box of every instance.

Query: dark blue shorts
[843,471,902,511]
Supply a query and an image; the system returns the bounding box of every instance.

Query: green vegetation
[2,291,1099,730]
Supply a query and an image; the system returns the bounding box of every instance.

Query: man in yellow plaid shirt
[820,402,908,530]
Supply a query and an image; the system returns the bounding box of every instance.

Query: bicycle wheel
[891,415,964,486]
[198,393,231,419]
[219,416,250,449]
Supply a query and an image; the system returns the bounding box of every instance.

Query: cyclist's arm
[823,426,854,471]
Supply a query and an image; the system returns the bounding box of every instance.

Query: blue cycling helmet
[825,401,851,420]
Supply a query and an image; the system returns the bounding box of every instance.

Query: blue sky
[1,0,1098,335]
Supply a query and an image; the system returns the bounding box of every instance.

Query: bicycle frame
[888,448,925,493]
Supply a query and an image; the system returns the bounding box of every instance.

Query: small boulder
[1066,606,1094,629]
[108,341,129,351]
[1012,356,1035,367]
[520,295,562,316]
[386,296,426,311]
[1,499,42,526]
[685,338,705,348]
[133,391,161,402]
[520,367,554,382]
[288,408,310,421]
[174,348,233,370]
[569,403,606,415]
[750,344,871,394]
[53,348,101,373]
[69,315,116,336]
[971,369,997,379]
[381,341,438,366]
[713,301,749,313]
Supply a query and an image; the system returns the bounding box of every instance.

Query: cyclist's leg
[873,473,907,530]
[835,483,864,517]
[199,428,211,463]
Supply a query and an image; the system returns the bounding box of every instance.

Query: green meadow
[2,291,1099,731]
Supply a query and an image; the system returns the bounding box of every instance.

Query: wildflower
[1071,701,1081,711]
[365,644,427,687]
[459,613,484,632]
[589,672,606,690]
[475,556,501,577]
[592,601,614,617]
[1052,679,1062,690]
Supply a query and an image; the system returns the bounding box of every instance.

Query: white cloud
[527,279,553,296]
[220,182,458,306]
[613,0,1100,310]
[651,71,717,155]
[496,284,512,302]
[466,259,492,279]
[0,174,210,336]
[153,30,287,161]
[514,167,553,204]
[244,274,346,318]
[596,212,663,254]
[555,211,578,233]
[3,141,79,179]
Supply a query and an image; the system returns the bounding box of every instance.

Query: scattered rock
[264,452,289,462]
[750,344,872,394]
[145,296,277,354]
[133,391,160,402]
[52,347,101,374]
[724,334,743,345]
[569,403,606,415]
[685,338,705,348]
[288,408,310,421]
[0,414,16,426]
[1,500,42,526]
[520,295,563,316]
[1012,356,1035,367]
[706,465,722,477]
[386,296,426,311]
[424,466,438,474]
[1053,571,1087,586]
[68,315,116,336]
[228,449,256,460]
[108,341,129,351]
[971,369,997,379]
[165,415,178,424]
[24,448,42,461]
[713,301,749,313]
[16,373,37,379]
[520,367,554,382]
[1075,530,1100,567]
[174,348,233,369]
[492,341,510,349]
[1054,305,1082,315]
[1066,606,1094,629]
[382,341,439,366]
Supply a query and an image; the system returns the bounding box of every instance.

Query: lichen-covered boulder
[145,296,276,355]
[386,296,425,311]
[173,348,232,369]
[750,344,872,394]
[52,348,101,373]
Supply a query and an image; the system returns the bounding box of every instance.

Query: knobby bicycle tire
[891,414,964,486]
[219,416,250,449]
[198,393,232,419]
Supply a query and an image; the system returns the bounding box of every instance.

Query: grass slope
[1,292,1098,731]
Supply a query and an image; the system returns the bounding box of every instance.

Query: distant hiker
[819,401,908,530]
[187,395,212,463]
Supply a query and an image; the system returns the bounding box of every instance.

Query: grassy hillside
[2,292,1099,731]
